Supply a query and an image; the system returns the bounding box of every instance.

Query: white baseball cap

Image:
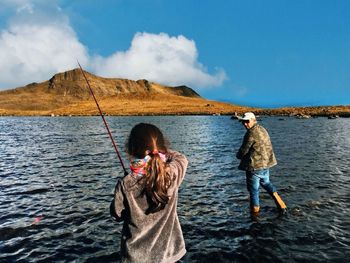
[238,112,256,121]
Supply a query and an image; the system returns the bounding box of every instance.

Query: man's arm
[236,132,254,159]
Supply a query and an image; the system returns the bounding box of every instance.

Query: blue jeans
[246,168,276,208]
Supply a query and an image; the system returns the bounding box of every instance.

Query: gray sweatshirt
[110,150,188,263]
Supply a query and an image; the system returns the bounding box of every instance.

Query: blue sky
[0,0,349,108]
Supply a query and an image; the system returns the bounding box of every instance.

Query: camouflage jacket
[236,124,277,171]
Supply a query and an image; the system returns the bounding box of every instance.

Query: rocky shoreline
[1,106,349,118]
[255,106,350,118]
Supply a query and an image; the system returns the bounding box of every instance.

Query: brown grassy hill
[0,69,253,116]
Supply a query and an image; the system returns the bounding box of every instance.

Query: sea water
[0,116,349,262]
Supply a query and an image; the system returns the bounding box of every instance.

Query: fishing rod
[77,61,128,176]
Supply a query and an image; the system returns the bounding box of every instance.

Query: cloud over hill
[0,0,226,90]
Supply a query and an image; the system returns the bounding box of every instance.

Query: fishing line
[77,61,128,176]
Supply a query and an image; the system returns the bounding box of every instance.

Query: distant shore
[0,105,349,118]
[256,105,350,118]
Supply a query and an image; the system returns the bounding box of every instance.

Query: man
[236,112,287,215]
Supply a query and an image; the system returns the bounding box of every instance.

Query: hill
[0,69,348,117]
[0,69,253,116]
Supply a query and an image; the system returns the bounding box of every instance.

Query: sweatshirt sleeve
[167,150,188,187]
[110,178,126,222]
[236,131,255,159]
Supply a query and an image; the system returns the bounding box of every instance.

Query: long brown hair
[127,123,172,214]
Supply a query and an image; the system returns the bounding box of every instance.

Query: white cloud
[0,23,89,88]
[0,1,226,90]
[92,32,226,88]
[0,0,89,89]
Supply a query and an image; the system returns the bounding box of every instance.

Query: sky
[0,0,349,108]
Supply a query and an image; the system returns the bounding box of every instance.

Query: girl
[110,123,188,263]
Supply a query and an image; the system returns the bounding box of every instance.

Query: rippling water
[1,116,349,262]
